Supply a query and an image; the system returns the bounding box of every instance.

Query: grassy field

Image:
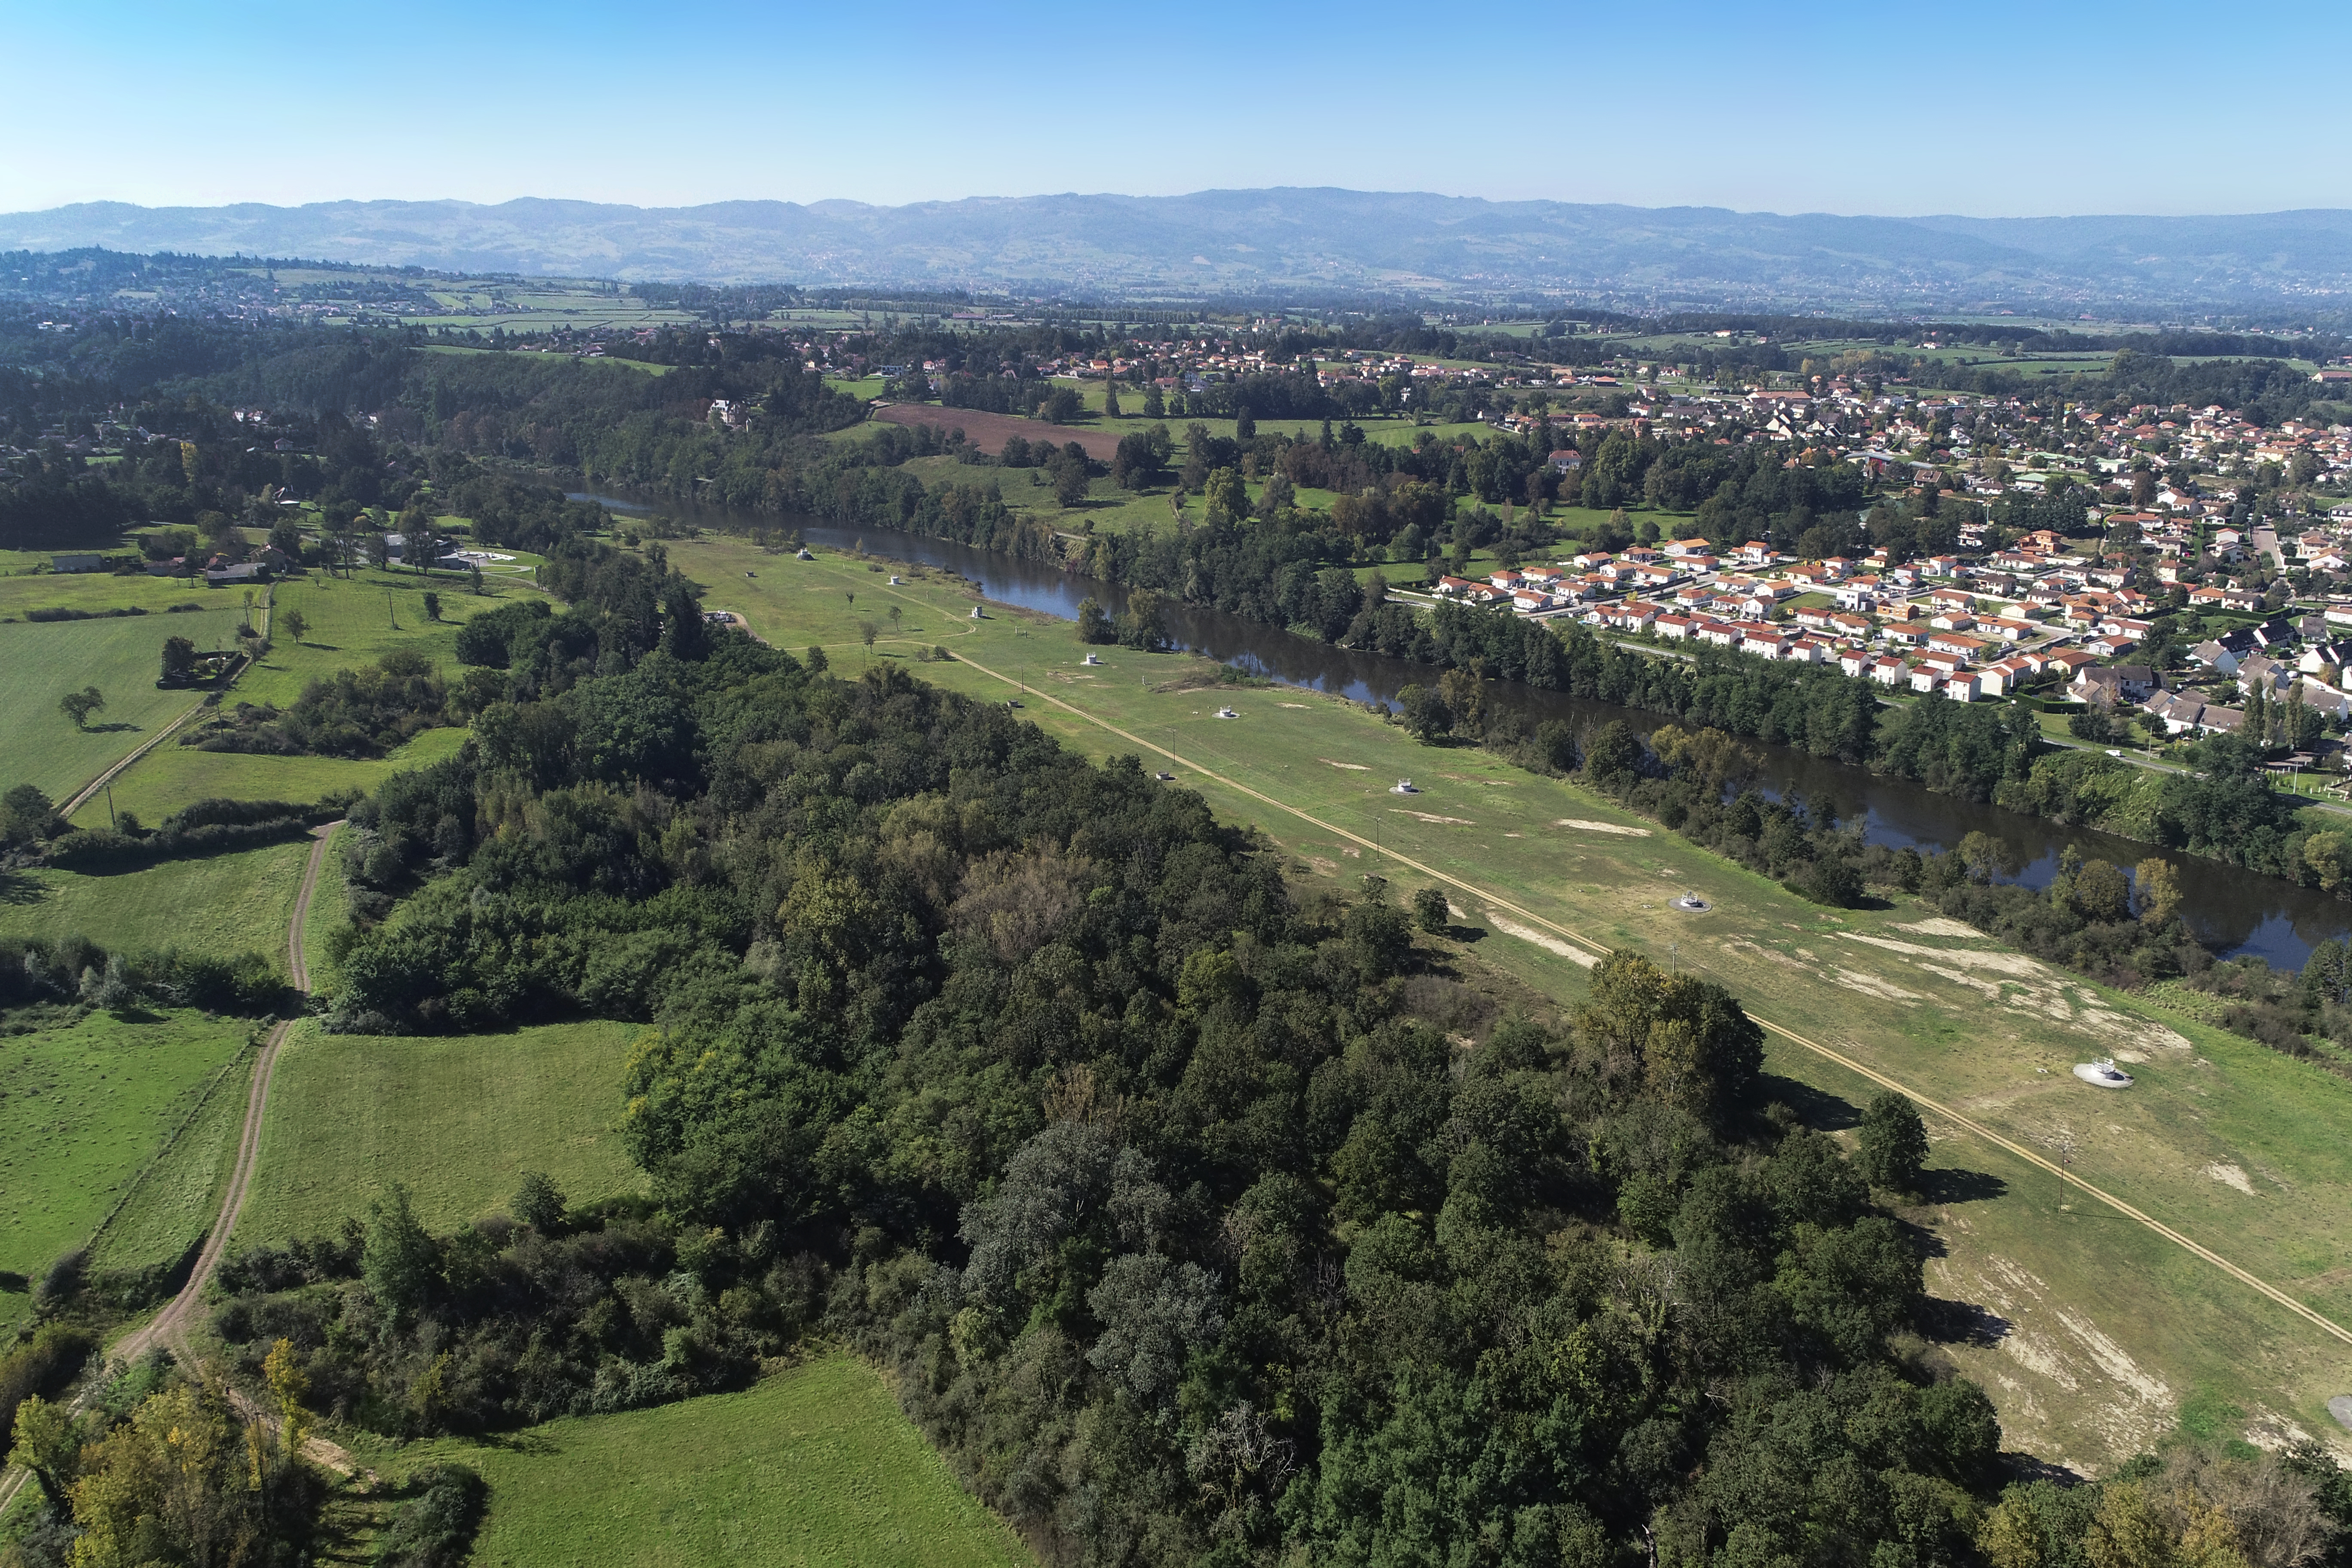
[669,528,2352,1470]
[0,571,230,620]
[236,1020,646,1245]
[237,570,514,708]
[374,1358,1030,1568]
[0,836,312,960]
[300,822,353,997]
[0,607,246,803]
[85,1035,251,1292]
[67,725,469,830]
[0,1010,252,1340]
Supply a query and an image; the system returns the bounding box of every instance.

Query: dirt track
[946,646,2352,1353]
[0,822,346,1511]
[870,401,1124,461]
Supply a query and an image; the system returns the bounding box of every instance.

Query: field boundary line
[949,647,2352,1351]
[82,1030,262,1259]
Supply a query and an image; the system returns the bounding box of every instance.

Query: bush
[0,1322,98,1463]
[374,1463,487,1568]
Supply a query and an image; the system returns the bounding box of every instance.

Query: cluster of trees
[40,794,340,873]
[1994,734,2329,893]
[3,1348,327,1568]
[206,1179,805,1436]
[179,648,483,759]
[257,628,2057,1564]
[0,929,284,1017]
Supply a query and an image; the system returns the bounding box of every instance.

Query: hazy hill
[3,189,2348,310]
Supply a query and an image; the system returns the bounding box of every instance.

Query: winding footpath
[0,820,341,1517]
[948,647,2352,1353]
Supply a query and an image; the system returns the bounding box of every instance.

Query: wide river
[574,491,2352,970]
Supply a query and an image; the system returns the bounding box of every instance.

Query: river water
[572,490,2350,970]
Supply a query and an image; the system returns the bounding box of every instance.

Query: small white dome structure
[2073,1058,2133,1089]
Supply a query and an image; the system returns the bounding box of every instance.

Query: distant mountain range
[3,190,2349,312]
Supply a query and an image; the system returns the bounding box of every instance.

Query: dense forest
[14,605,2338,1568]
[13,601,2349,1568]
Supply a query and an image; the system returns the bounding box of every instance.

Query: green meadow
[235,1020,646,1246]
[238,568,512,707]
[0,835,312,959]
[668,527,2352,1471]
[377,1358,1030,1568]
[66,725,469,830]
[0,1010,253,1340]
[0,607,247,803]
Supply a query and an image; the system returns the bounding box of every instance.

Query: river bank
[570,487,2352,971]
[642,523,2352,1473]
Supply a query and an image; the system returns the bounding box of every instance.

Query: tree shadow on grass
[0,870,52,906]
[83,721,141,734]
[1756,1072,1858,1131]
[1921,1167,2009,1205]
[1916,1293,2014,1348]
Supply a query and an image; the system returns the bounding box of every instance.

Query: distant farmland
[870,401,1124,461]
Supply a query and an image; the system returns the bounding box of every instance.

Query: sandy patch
[1832,968,1928,1004]
[1391,809,1475,825]
[1836,936,2193,1053]
[1279,702,1309,709]
[1895,918,1986,939]
[1319,758,1370,771]
[1485,912,1597,966]
[1308,856,1341,878]
[1845,933,2046,977]
[1551,819,1652,836]
[1964,1257,2174,1452]
[2204,1162,2257,1195]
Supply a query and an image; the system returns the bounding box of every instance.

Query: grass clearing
[301,822,353,997]
[67,725,469,830]
[0,836,312,959]
[237,571,509,708]
[371,1357,1029,1568]
[670,529,2352,1469]
[0,1010,252,1340]
[0,571,240,620]
[0,608,245,802]
[237,1020,646,1245]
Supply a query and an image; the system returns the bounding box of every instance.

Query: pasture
[0,836,312,958]
[0,1010,251,1341]
[65,725,469,831]
[382,1357,1030,1568]
[237,569,505,708]
[0,606,246,802]
[236,1020,646,1246]
[669,529,2352,1469]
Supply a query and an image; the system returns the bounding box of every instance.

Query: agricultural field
[666,528,2352,1470]
[0,835,313,959]
[67,725,469,830]
[0,1010,252,1341]
[0,606,246,803]
[372,1358,1030,1568]
[235,1020,646,1246]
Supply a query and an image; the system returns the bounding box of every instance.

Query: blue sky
[4,0,2345,216]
